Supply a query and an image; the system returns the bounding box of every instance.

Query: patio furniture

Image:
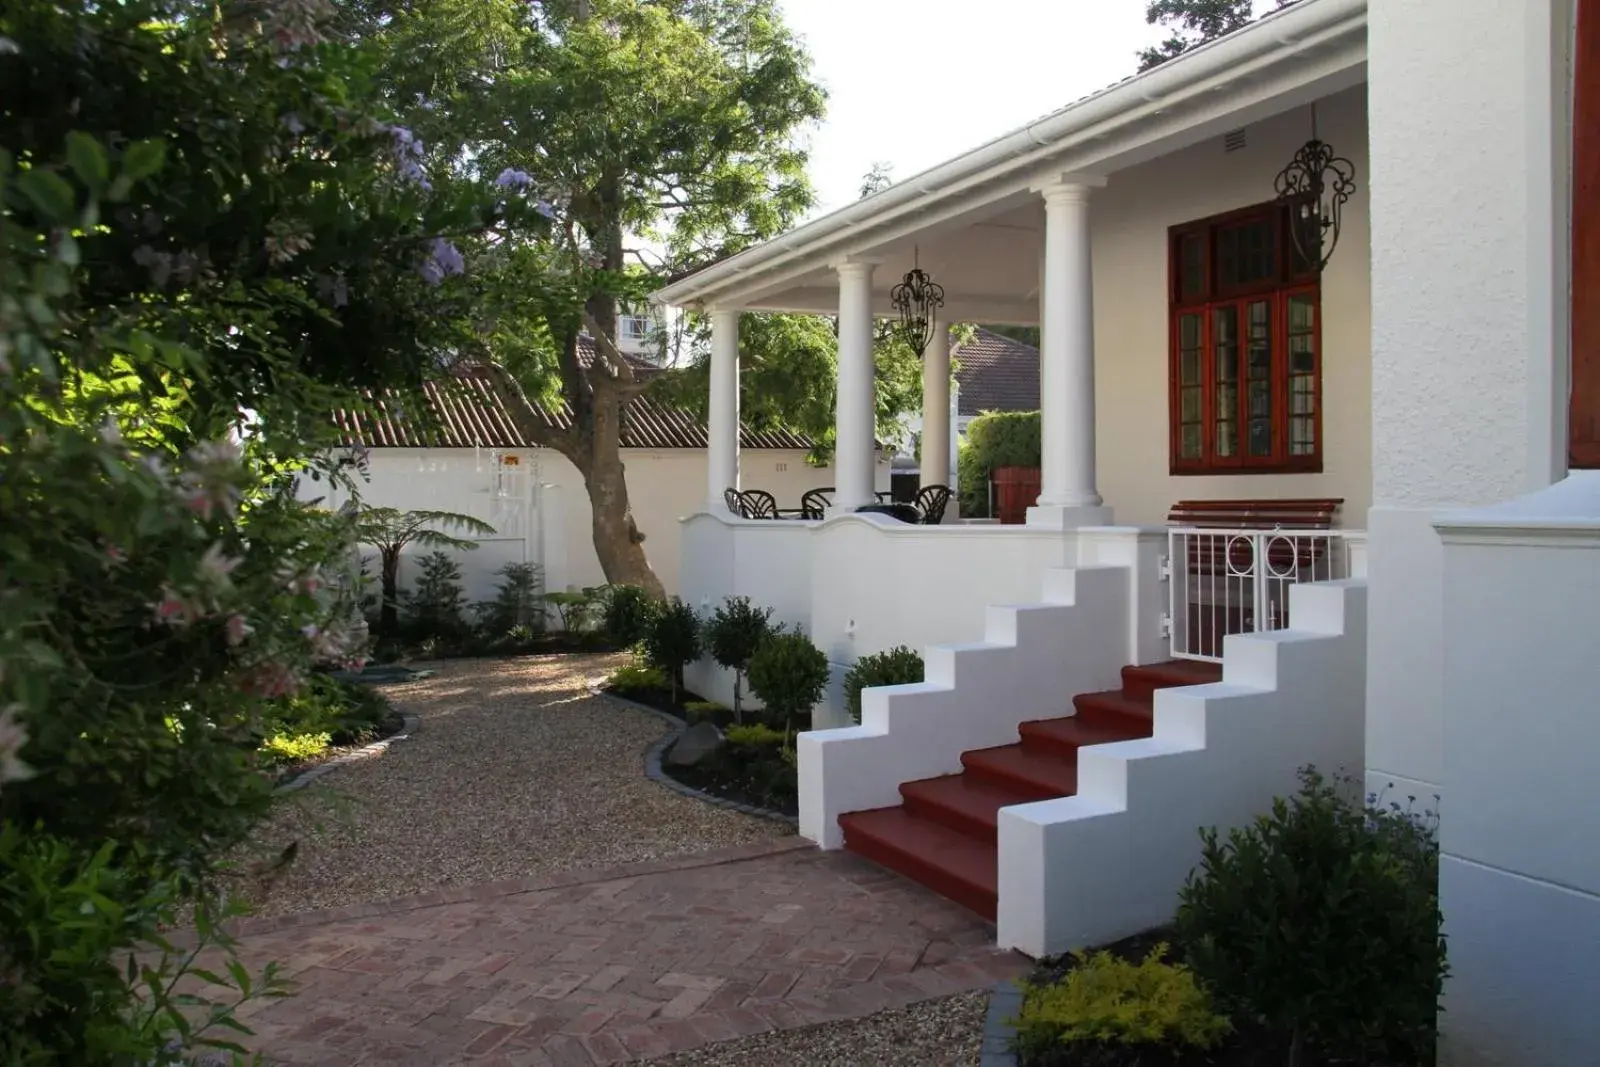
[723,487,781,519]
[913,484,952,525]
[855,501,921,524]
[800,487,833,520]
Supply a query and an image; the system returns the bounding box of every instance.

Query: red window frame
[1168,201,1323,475]
[1572,0,1600,467]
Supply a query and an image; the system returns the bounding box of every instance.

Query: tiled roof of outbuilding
[333,342,814,452]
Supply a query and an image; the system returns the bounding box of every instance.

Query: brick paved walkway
[214,839,1026,1066]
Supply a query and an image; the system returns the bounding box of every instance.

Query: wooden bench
[1166,498,1344,577]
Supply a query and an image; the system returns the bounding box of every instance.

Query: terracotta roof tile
[332,348,813,452]
[953,328,1040,417]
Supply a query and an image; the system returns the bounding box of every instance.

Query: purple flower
[282,112,306,135]
[495,167,534,190]
[534,199,557,219]
[418,238,466,285]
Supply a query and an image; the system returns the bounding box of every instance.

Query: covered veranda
[652,0,1370,717]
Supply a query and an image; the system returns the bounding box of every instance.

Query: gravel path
[640,990,992,1067]
[237,653,789,917]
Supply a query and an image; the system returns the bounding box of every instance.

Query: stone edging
[981,980,1022,1066]
[588,679,800,828]
[273,712,421,795]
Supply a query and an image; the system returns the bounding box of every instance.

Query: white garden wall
[998,580,1367,957]
[299,446,886,603]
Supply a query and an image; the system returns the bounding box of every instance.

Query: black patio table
[854,501,921,524]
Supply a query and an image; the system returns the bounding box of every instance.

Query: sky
[776,0,1180,220]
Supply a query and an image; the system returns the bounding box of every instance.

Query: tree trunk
[379,545,402,637]
[579,385,665,598]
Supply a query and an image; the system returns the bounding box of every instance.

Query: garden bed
[602,680,805,818]
[267,707,409,785]
[1019,928,1282,1067]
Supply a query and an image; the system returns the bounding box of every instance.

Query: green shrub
[477,562,545,639]
[1012,945,1231,1062]
[843,645,924,724]
[960,410,1041,518]
[260,731,333,766]
[684,700,728,724]
[746,627,829,739]
[545,586,604,634]
[602,584,661,648]
[724,723,786,748]
[607,664,668,693]
[1174,767,1446,1066]
[641,598,701,704]
[702,596,774,722]
[402,550,470,642]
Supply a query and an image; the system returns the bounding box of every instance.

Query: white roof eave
[653,0,1367,312]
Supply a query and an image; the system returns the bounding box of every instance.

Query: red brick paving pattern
[212,839,1026,1065]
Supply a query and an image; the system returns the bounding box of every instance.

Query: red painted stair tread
[900,774,1035,841]
[839,661,1224,922]
[1018,713,1152,758]
[839,806,999,918]
[961,744,1078,799]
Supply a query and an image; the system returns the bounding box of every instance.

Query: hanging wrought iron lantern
[1273,104,1356,274]
[889,248,945,357]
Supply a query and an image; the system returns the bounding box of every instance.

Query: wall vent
[1223,127,1248,153]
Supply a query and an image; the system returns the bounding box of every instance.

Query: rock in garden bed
[662,723,799,818]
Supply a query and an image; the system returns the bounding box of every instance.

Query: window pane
[1287,293,1317,456]
[1214,305,1239,458]
[1181,387,1202,422]
[1180,347,1201,385]
[1245,299,1273,457]
[1217,219,1276,288]
[1180,313,1202,348]
[1181,422,1202,460]
[1180,235,1205,301]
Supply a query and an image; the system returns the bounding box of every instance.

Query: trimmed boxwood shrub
[960,410,1041,518]
[746,627,829,740]
[843,645,924,724]
[702,596,773,722]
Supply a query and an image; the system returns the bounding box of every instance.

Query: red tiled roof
[954,328,1040,417]
[332,351,814,452]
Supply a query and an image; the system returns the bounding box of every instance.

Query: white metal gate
[1164,527,1350,662]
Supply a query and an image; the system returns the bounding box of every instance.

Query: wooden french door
[1571,0,1600,466]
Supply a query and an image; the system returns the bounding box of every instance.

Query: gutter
[652,0,1366,309]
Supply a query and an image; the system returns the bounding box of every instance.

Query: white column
[1029,179,1109,528]
[920,319,952,492]
[834,261,877,511]
[707,307,741,506]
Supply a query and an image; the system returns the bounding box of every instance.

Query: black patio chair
[727,488,780,519]
[914,484,953,525]
[800,487,834,520]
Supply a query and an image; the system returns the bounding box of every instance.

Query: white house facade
[652,1,1599,1063]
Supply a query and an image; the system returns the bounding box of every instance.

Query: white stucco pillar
[1029,178,1110,528]
[834,261,877,511]
[921,319,952,492]
[707,307,741,506]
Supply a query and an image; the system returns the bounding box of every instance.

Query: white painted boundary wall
[680,510,1100,722]
[798,565,1131,850]
[999,580,1366,957]
[1433,473,1600,1067]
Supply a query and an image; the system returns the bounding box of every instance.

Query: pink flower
[197,542,241,586]
[0,704,32,788]
[104,542,127,565]
[236,661,303,700]
[152,586,196,627]
[224,614,252,647]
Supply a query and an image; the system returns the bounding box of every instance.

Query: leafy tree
[746,627,829,742]
[0,0,528,1056]
[843,646,924,725]
[402,550,471,642]
[642,598,703,705]
[1138,0,1299,71]
[703,596,774,722]
[352,0,828,596]
[354,507,495,638]
[602,584,662,648]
